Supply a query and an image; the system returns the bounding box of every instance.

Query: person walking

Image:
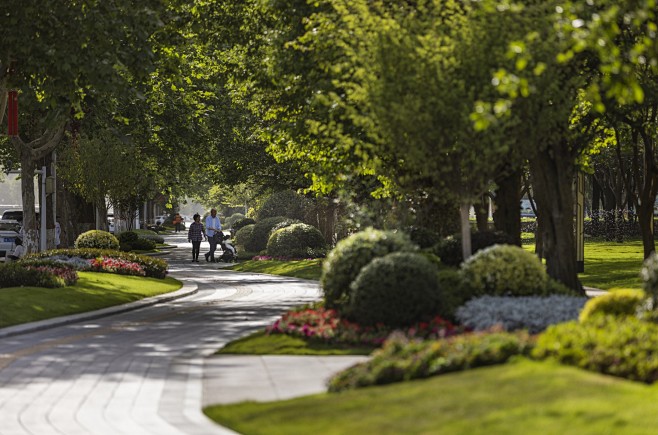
[173,213,183,233]
[187,213,206,262]
[204,208,222,262]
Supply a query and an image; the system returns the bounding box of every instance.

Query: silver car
[0,220,21,261]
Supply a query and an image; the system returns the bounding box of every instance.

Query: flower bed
[266,307,459,346]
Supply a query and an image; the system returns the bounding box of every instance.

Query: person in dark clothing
[187,213,206,262]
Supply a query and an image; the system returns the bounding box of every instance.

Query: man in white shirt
[204,208,222,262]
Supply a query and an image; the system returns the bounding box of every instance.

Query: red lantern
[7,90,18,136]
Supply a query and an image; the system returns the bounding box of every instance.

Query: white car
[155,215,168,226]
[0,220,21,261]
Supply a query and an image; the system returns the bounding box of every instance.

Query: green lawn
[0,272,182,328]
[218,330,374,356]
[228,259,322,280]
[204,358,658,434]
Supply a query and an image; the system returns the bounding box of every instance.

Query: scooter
[217,233,238,263]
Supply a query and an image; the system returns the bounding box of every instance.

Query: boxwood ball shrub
[460,244,548,296]
[244,216,294,253]
[117,231,139,244]
[225,213,245,229]
[434,231,517,266]
[232,217,256,233]
[266,223,326,259]
[321,228,417,310]
[345,252,440,327]
[403,226,441,249]
[234,224,256,250]
[75,230,120,250]
[578,289,647,323]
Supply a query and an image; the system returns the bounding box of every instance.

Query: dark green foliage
[435,268,475,322]
[321,228,417,310]
[117,231,139,243]
[403,226,441,249]
[245,216,293,253]
[532,316,658,384]
[234,224,256,248]
[120,238,157,252]
[225,213,246,228]
[266,223,327,259]
[74,230,120,250]
[328,330,533,392]
[578,289,647,323]
[460,244,548,296]
[232,218,256,232]
[256,190,310,221]
[434,231,518,266]
[345,252,440,327]
[25,248,168,279]
[0,263,67,288]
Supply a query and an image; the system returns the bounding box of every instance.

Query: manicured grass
[204,358,658,434]
[229,259,323,280]
[0,272,182,328]
[218,330,374,356]
[579,239,644,290]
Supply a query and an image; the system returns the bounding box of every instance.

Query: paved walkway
[0,233,367,435]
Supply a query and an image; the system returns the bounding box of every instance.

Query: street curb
[0,282,198,339]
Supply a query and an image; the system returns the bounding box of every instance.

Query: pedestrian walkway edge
[0,282,198,339]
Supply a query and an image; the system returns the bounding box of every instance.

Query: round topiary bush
[267,223,327,259]
[74,230,120,250]
[345,252,440,327]
[225,213,246,229]
[256,190,309,221]
[117,231,139,244]
[460,244,548,297]
[321,228,417,310]
[232,217,256,233]
[578,289,647,323]
[434,231,518,266]
[234,224,256,250]
[403,226,441,249]
[245,216,295,253]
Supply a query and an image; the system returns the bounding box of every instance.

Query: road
[0,233,322,435]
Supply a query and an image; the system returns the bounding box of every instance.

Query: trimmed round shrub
[403,226,441,249]
[234,224,256,249]
[345,252,440,327]
[232,217,256,233]
[117,231,139,244]
[225,213,246,229]
[578,289,647,323]
[266,223,326,259]
[256,190,309,221]
[460,244,548,296]
[435,268,473,321]
[321,228,417,309]
[434,231,518,267]
[74,230,120,250]
[244,216,293,253]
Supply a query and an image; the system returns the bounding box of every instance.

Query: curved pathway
[0,233,326,434]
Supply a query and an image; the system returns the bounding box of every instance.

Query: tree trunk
[18,148,39,253]
[493,169,522,246]
[529,146,584,294]
[460,202,472,260]
[637,202,656,259]
[474,194,489,232]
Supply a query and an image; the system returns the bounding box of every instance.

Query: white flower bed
[456,295,589,333]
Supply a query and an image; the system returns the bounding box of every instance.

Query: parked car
[155,214,169,226]
[0,209,40,223]
[0,220,21,261]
